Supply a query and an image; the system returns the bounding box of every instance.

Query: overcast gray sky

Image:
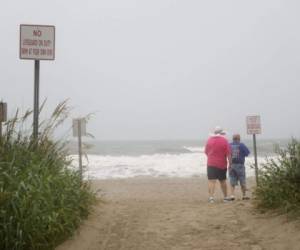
[1,0,300,140]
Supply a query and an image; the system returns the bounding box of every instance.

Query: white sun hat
[212,126,227,136]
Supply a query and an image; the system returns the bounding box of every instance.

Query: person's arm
[227,154,232,169]
[227,143,232,169]
[204,141,209,156]
[242,143,250,157]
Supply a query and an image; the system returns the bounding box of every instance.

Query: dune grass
[0,102,96,250]
[254,139,300,216]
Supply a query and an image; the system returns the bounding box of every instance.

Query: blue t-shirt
[230,142,250,164]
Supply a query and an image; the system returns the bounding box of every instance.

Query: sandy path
[56,178,300,250]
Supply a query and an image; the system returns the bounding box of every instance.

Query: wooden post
[0,102,7,142]
[77,120,83,182]
[0,122,2,142]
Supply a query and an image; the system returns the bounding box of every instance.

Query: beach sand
[56,177,300,250]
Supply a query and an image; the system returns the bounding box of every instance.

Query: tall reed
[0,101,96,250]
[254,139,300,216]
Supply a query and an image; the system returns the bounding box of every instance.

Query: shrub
[0,102,96,250]
[254,139,300,215]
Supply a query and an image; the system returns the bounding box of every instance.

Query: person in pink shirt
[204,126,232,203]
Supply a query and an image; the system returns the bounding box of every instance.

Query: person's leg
[238,165,249,199]
[219,168,228,198]
[240,174,248,198]
[241,184,247,196]
[219,180,228,198]
[207,166,217,202]
[208,179,217,198]
[230,185,236,197]
[219,168,232,202]
[229,167,238,199]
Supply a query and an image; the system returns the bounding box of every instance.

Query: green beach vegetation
[254,139,300,216]
[0,102,96,250]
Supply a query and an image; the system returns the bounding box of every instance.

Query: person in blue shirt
[229,134,250,200]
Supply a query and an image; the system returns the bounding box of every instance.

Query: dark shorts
[229,164,246,186]
[207,166,227,181]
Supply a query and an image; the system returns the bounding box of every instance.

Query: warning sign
[246,115,261,135]
[20,24,55,60]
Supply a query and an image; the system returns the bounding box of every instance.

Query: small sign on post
[73,119,86,137]
[20,24,55,60]
[20,24,55,141]
[73,118,87,181]
[0,102,7,140]
[246,115,261,135]
[246,115,261,185]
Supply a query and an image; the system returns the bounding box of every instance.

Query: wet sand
[57,177,300,250]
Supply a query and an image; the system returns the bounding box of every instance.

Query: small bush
[0,102,96,250]
[254,139,300,215]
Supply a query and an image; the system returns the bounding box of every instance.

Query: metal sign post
[253,134,258,185]
[246,115,261,185]
[73,118,87,181]
[33,60,40,139]
[0,102,7,140]
[20,24,55,141]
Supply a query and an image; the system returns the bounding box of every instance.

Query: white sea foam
[69,152,265,180]
[183,146,205,153]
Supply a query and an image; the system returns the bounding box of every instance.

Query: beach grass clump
[0,102,96,250]
[254,139,300,216]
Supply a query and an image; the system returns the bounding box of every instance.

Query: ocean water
[68,139,286,180]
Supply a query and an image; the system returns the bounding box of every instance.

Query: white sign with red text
[20,24,55,60]
[246,115,261,135]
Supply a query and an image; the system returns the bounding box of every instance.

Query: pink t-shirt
[205,135,231,169]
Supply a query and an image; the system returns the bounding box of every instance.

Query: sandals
[208,197,215,203]
[229,195,235,201]
[223,197,232,203]
[242,196,250,200]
